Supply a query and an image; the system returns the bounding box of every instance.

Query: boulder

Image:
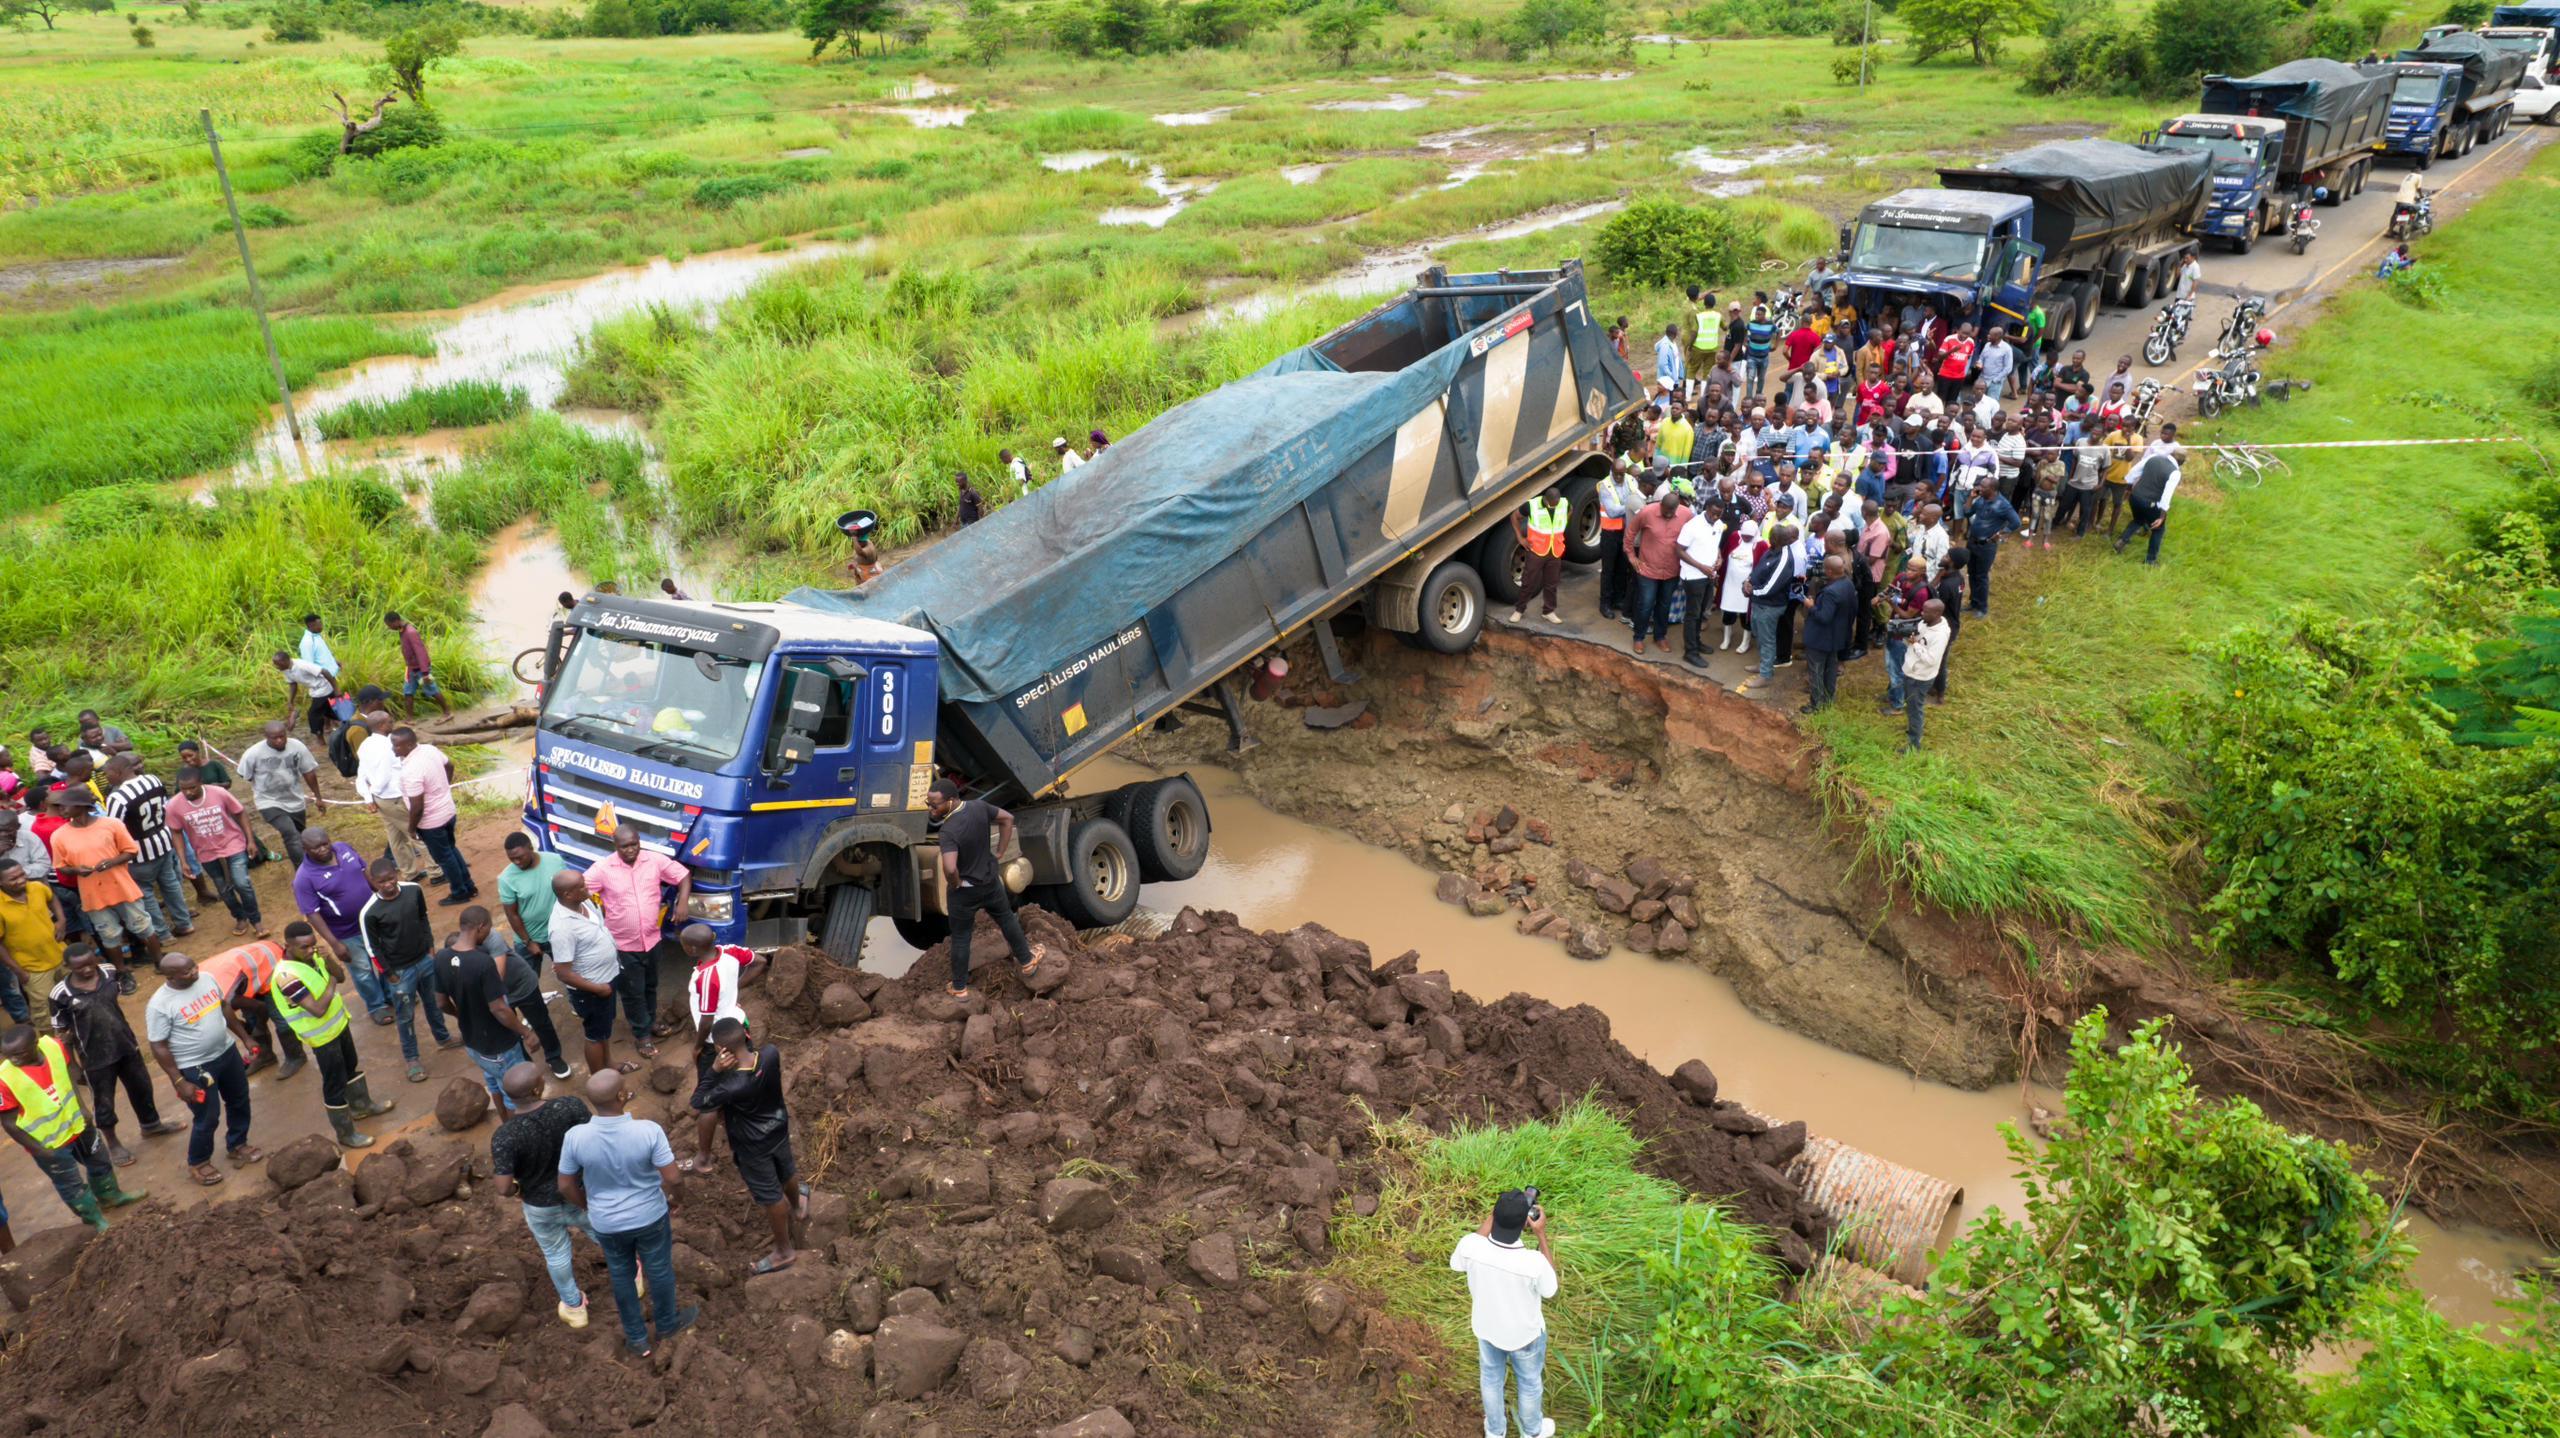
[1487,834,1525,856]
[960,1013,998,1062]
[1039,1411,1137,1438]
[1708,1106,1769,1137]
[1338,1061,1380,1097]
[847,1278,887,1334]
[1670,1060,1719,1107]
[403,1143,473,1206]
[481,1405,553,1438]
[1185,1233,1245,1290]
[1092,1244,1161,1291]
[1592,876,1638,914]
[1052,1325,1096,1367]
[1752,1120,1809,1169]
[1421,1013,1466,1058]
[444,1348,501,1396]
[266,1134,340,1192]
[1204,1108,1247,1148]
[1564,857,1598,888]
[1564,924,1611,961]
[453,1282,523,1338]
[961,1337,1032,1403]
[1463,890,1508,917]
[1654,918,1691,953]
[918,1154,992,1208]
[1432,872,1472,906]
[1302,1281,1351,1336]
[1392,972,1453,1013]
[873,1316,969,1399]
[646,1061,686,1095]
[434,1079,491,1131]
[1625,855,1671,897]
[1622,922,1656,956]
[821,1330,871,1375]
[745,1259,843,1315]
[817,983,871,1028]
[1038,1178,1117,1233]
[886,1287,942,1320]
[1666,894,1699,929]
[1629,898,1666,924]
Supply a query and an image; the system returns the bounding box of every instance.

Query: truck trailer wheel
[1048,815,1141,929]
[819,882,877,966]
[2123,262,2152,309]
[1125,775,1210,882]
[1412,559,1487,653]
[1475,524,1525,605]
[1563,476,1608,564]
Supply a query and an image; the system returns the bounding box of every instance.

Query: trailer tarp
[2205,59,2391,128]
[2397,32,2531,95]
[791,339,1470,704]
[1938,140,2210,259]
[2490,6,2560,30]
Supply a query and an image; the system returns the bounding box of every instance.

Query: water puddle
[1440,163,1496,190]
[881,106,971,129]
[1203,201,1624,326]
[1316,93,1429,112]
[1100,165,1213,228]
[472,520,579,689]
[781,146,831,159]
[1535,71,1632,83]
[1676,141,1833,175]
[1153,108,1234,127]
[1435,72,1485,85]
[891,76,950,100]
[1281,163,1330,186]
[0,254,183,299]
[1041,150,1136,173]
[1481,198,1625,239]
[1704,178,1768,197]
[1419,125,1496,151]
[1629,32,1701,43]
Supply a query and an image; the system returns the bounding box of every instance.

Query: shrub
[266,0,323,40]
[1592,196,1764,290]
[2442,0,2490,22]
[692,171,801,208]
[2150,0,2287,81]
[2386,264,2451,309]
[2027,11,2159,94]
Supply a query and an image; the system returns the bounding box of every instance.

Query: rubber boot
[276,1048,306,1081]
[347,1074,397,1120]
[67,1191,109,1231]
[328,1104,375,1149]
[89,1171,147,1209]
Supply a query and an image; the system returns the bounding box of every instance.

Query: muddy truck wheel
[1409,558,1487,653]
[819,882,877,966]
[1122,775,1210,882]
[1475,523,1525,605]
[893,913,950,951]
[1562,475,1607,564]
[1048,815,1141,929]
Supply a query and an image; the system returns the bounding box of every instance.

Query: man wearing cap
[923,780,1047,1001]
[1450,1189,1558,1438]
[1052,436,1085,474]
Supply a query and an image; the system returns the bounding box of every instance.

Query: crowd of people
[1575,282,2195,746]
[0,621,811,1359]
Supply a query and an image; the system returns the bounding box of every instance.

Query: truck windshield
[2481,32,2545,58]
[540,631,766,769]
[2391,73,2448,103]
[1848,223,1986,281]
[2152,132,2264,171]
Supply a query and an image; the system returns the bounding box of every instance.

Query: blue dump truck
[1838,140,2208,345]
[522,264,1640,961]
[2373,33,2530,164]
[2152,60,2390,252]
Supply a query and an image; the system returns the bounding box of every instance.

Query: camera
[1522,1185,1542,1223]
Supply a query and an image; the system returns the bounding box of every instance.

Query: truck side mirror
[764,666,834,775]
[1835,223,1852,258]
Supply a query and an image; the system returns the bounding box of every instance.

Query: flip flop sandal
[407,1063,429,1083]
[191,1164,226,1186]
[945,984,972,1001]
[636,1042,660,1060]
[750,1255,797,1276]
[615,1060,643,1074]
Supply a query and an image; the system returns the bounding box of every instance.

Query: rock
[818,983,871,1027]
[1092,1244,1160,1290]
[1392,972,1452,1012]
[173,1346,251,1397]
[821,1329,871,1374]
[919,1154,992,1208]
[1629,898,1666,924]
[1052,1324,1096,1366]
[1708,1106,1769,1137]
[404,1143,472,1206]
[1670,1060,1719,1106]
[1666,894,1699,929]
[960,1013,997,1062]
[1625,855,1670,897]
[1039,1410,1137,1438]
[481,1404,554,1438]
[1185,1233,1245,1290]
[1441,803,1467,825]
[1463,891,1508,918]
[1021,1056,1060,1100]
[1493,804,1519,834]
[1420,1013,1465,1058]
[434,1079,490,1131]
[454,1282,523,1338]
[1362,986,1407,1029]
[746,1259,843,1315]
[1752,1120,1809,1169]
[1773,1230,1817,1275]
[1524,817,1553,845]
[1564,856,1598,888]
[783,1316,825,1373]
[1432,872,1472,906]
[1564,924,1611,961]
[848,1278,887,1333]
[961,1337,1032,1402]
[879,1235,956,1289]
[646,1060,686,1095]
[1593,877,1638,914]
[1487,833,1525,856]
[1204,1108,1247,1148]
[445,1348,501,1396]
[1302,1281,1351,1336]
[1021,952,1073,996]
[873,1316,970,1399]
[1654,918,1690,953]
[1038,1177,1117,1233]
[266,1134,340,1192]
[1514,909,1560,937]
[1623,922,1656,955]
[763,946,812,1009]
[886,1286,942,1320]
[1338,1061,1380,1097]
[286,1169,358,1214]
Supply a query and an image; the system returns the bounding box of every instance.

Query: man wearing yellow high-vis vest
[1505,484,1571,627]
[0,1024,146,1228]
[276,922,397,1148]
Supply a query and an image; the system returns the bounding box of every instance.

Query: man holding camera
[1451,1189,1558,1438]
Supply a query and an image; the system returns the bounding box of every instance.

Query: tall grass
[313,380,528,440]
[432,413,664,587]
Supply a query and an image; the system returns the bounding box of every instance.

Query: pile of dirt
[0,908,1825,1438]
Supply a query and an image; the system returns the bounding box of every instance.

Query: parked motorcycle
[2215,296,2268,358]
[2286,203,2320,255]
[2142,297,2194,366]
[2194,349,2262,419]
[2388,194,2434,240]
[2125,377,2164,429]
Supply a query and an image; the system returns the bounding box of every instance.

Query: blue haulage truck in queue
[1836,140,2209,345]
[2371,32,2530,165]
[521,264,1641,963]
[2151,60,2391,252]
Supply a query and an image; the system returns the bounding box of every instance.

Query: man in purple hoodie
[290,823,395,1024]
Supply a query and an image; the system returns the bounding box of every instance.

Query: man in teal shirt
[498,835,567,965]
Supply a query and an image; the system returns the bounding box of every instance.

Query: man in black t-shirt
[690,1017,804,1274]
[923,780,1046,1000]
[435,905,539,1113]
[490,1064,605,1328]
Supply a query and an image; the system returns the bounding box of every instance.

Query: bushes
[1689,0,1834,38]
[691,163,819,209]
[2149,0,2289,82]
[431,414,663,585]
[266,0,324,41]
[2026,10,2159,94]
[1592,196,1764,291]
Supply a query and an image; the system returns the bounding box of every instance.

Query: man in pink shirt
[589,826,693,1043]
[392,726,477,905]
[166,765,265,938]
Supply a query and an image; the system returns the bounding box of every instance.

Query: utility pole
[201,107,307,471]
[1859,0,1874,91]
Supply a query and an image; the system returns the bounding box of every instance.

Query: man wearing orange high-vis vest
[1,1025,147,1228]
[1506,485,1572,627]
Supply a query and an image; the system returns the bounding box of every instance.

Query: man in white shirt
[352,707,430,881]
[1450,1190,1557,1438]
[1899,600,1952,752]
[1911,503,1952,582]
[298,614,340,679]
[1674,502,1727,669]
[1051,437,1085,474]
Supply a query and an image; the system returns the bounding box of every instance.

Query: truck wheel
[1049,815,1140,929]
[2231,218,2255,256]
[1474,525,1524,605]
[2071,282,2099,342]
[1563,476,1607,564]
[1414,559,1487,653]
[819,882,876,966]
[2125,262,2153,308]
[893,914,950,951]
[1125,775,1210,882]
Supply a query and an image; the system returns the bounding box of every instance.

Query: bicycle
[2211,445,2290,489]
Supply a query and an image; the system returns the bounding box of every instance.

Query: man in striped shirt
[679,922,760,1167]
[100,755,190,941]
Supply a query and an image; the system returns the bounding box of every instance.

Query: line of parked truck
[1834,17,2554,338]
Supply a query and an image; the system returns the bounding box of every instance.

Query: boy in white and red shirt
[678,922,760,1170]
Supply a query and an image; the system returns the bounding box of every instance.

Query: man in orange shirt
[199,939,306,1080]
[46,789,161,973]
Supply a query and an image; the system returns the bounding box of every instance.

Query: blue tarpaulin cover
[791,338,1469,704]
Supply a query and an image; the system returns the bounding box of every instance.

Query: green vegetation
[2314,1280,2560,1435]
[1338,1014,2435,1436]
[313,379,528,440]
[1592,194,1766,290]
[430,412,667,586]
[1810,147,2560,964]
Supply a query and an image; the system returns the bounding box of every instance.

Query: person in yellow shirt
[1657,408,1696,466]
[0,859,68,1031]
[2100,420,2137,531]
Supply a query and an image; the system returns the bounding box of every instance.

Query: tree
[2149,0,2286,81]
[1899,0,2049,63]
[1501,0,1609,58]
[2442,0,2492,23]
[1593,196,1763,289]
[800,0,895,54]
[377,23,465,107]
[1303,0,1375,65]
[1180,0,1270,48]
[2,0,67,29]
[266,0,324,42]
[961,0,1011,61]
[1091,0,1161,52]
[325,90,400,155]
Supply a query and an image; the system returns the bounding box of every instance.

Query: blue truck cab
[2379,62,2465,161]
[1841,189,2045,338]
[2151,117,2286,249]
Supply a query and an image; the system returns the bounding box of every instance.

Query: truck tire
[894,913,950,952]
[2231,217,2255,256]
[2124,262,2152,309]
[1048,815,1140,929]
[819,882,876,966]
[1562,476,1607,564]
[1475,525,1524,605]
[2070,281,2099,342]
[1413,558,1487,653]
[1125,775,1210,882]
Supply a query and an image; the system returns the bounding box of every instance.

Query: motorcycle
[2388,194,2434,240]
[2286,203,2320,255]
[2215,296,2268,358]
[2194,348,2262,420]
[2142,297,2194,366]
[2124,377,2164,429]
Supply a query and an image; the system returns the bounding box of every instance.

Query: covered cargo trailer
[1937,140,2211,273]
[2201,59,2391,186]
[2397,31,2530,110]
[2376,34,2528,160]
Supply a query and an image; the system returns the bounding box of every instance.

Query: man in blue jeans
[1450,1189,1558,1438]
[357,859,458,1082]
[491,1063,606,1328]
[435,907,538,1108]
[559,1069,697,1355]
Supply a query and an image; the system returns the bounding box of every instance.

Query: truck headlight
[686,893,735,924]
